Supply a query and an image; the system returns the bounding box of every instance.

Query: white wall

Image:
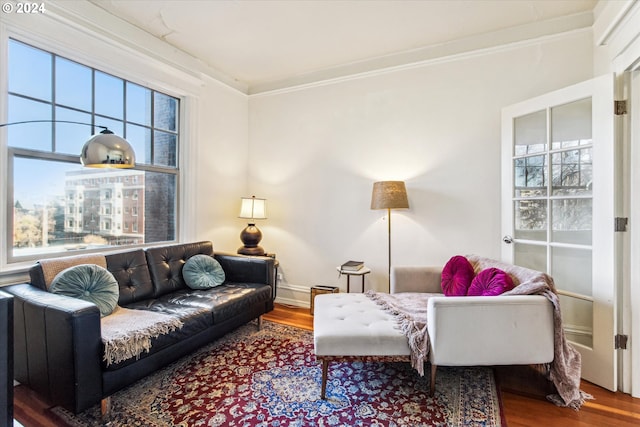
[249,31,594,304]
[190,75,249,252]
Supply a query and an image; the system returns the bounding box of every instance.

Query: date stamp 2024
[2,2,46,14]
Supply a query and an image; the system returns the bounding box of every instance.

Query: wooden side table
[336,266,371,293]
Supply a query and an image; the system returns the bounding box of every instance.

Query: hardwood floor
[13,303,640,426]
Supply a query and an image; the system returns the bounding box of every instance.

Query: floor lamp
[371,181,409,292]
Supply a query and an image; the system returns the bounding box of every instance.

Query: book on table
[340,260,364,271]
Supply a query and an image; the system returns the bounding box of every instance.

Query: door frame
[594,0,640,397]
[628,68,640,398]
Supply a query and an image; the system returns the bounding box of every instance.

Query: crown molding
[249,11,593,96]
[33,0,248,94]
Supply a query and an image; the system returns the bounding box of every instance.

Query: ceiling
[89,0,598,92]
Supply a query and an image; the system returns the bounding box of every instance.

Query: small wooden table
[336,266,371,293]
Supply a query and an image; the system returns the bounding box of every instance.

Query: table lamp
[238,196,267,255]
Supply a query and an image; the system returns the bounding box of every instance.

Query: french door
[501,75,617,391]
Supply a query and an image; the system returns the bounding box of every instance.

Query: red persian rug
[52,320,505,426]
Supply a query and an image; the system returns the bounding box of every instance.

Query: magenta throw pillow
[467,268,515,296]
[441,256,475,296]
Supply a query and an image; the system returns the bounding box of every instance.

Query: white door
[501,74,617,391]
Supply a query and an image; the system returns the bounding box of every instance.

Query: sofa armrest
[426,295,554,366]
[215,253,276,298]
[5,283,103,413]
[391,266,442,294]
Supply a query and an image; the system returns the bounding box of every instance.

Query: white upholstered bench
[313,293,411,399]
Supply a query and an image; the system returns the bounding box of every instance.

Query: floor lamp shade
[371,181,409,292]
[238,196,267,256]
[370,181,409,210]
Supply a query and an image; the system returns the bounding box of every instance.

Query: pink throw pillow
[441,256,474,296]
[467,268,515,296]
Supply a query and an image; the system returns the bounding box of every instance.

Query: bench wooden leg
[101,396,111,419]
[257,315,263,330]
[430,364,437,396]
[321,359,329,399]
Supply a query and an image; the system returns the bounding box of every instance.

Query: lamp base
[238,223,265,256]
[237,246,266,256]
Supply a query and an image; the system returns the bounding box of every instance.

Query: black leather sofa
[4,241,275,414]
[0,291,13,426]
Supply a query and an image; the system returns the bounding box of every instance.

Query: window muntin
[6,39,180,262]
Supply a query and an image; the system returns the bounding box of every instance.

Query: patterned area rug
[52,321,505,426]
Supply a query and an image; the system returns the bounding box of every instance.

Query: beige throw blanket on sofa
[101,306,183,366]
[367,257,593,410]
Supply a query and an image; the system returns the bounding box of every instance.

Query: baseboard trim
[275,283,310,308]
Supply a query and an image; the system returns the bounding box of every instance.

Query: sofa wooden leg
[430,364,437,396]
[321,359,329,399]
[257,315,263,330]
[101,397,111,419]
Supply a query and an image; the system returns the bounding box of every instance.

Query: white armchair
[391,256,555,393]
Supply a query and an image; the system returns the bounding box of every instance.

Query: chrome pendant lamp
[80,129,135,168]
[0,120,135,168]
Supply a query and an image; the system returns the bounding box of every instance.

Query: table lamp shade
[371,181,409,210]
[239,196,267,220]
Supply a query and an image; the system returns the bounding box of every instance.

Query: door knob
[503,235,513,244]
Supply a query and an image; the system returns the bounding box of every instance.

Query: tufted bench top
[313,293,410,357]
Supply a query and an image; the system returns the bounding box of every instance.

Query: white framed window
[5,38,180,263]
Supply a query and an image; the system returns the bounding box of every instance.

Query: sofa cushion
[467,267,515,296]
[441,255,474,296]
[106,249,154,305]
[146,241,214,298]
[50,264,119,317]
[183,255,225,289]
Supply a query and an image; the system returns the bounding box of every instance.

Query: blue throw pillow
[183,254,225,289]
[50,264,119,317]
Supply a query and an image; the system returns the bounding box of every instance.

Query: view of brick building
[63,169,146,245]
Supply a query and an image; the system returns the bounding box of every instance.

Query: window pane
[514,243,547,271]
[514,199,547,241]
[12,157,85,257]
[7,95,51,150]
[95,116,124,137]
[8,40,52,101]
[552,148,592,196]
[514,154,547,197]
[154,93,178,131]
[551,198,592,245]
[514,109,547,155]
[95,72,124,119]
[551,98,592,150]
[154,131,177,167]
[12,157,177,257]
[552,246,592,296]
[55,107,93,155]
[55,57,92,111]
[126,82,151,126]
[144,171,176,242]
[126,123,151,165]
